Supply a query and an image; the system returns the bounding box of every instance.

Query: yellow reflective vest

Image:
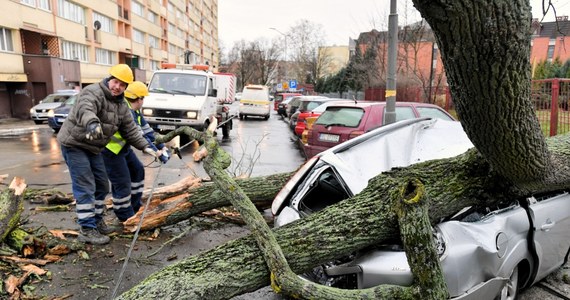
[105,101,142,154]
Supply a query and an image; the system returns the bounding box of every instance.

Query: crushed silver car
[271,117,570,299]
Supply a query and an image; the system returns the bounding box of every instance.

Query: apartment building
[531,16,570,64]
[0,0,219,119]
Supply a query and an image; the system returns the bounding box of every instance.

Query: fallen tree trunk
[118,148,513,299]
[0,177,26,241]
[123,172,294,232]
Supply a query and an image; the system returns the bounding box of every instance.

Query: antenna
[94,20,101,30]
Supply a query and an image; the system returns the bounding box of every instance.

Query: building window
[150,60,160,71]
[149,35,159,48]
[93,12,114,33]
[58,0,85,24]
[547,45,555,61]
[0,28,14,52]
[132,1,144,17]
[95,48,116,65]
[147,10,157,24]
[133,28,145,44]
[61,40,88,61]
[21,0,50,10]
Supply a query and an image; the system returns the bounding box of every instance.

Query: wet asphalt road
[0,102,306,193]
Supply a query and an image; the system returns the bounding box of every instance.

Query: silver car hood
[318,118,473,195]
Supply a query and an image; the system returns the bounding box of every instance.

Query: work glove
[143,147,158,158]
[85,121,103,140]
[158,148,171,164]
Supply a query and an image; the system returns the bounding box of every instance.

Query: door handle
[541,221,555,231]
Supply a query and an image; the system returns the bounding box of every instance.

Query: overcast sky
[218,0,570,48]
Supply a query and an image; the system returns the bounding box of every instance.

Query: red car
[303,101,455,158]
[293,98,347,136]
[273,92,302,111]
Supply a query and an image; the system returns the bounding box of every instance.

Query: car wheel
[264,115,269,120]
[497,266,519,300]
[239,114,244,120]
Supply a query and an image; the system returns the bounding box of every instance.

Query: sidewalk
[0,118,44,135]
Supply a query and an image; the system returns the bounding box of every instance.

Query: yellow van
[238,84,271,120]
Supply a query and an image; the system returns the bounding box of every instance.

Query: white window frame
[95,48,116,65]
[133,28,145,44]
[58,0,85,24]
[149,35,159,48]
[0,28,14,52]
[93,12,114,33]
[147,10,157,24]
[132,1,144,17]
[61,40,88,62]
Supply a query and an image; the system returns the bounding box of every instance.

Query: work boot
[96,219,122,235]
[78,227,110,245]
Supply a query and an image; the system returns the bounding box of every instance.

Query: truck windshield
[148,73,207,96]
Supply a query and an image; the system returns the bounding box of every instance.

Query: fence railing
[532,78,570,136]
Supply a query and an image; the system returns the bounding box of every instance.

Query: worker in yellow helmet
[57,64,159,245]
[102,81,169,224]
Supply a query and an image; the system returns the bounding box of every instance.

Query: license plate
[57,118,66,123]
[157,124,176,130]
[319,133,340,142]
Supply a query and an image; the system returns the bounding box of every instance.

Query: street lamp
[270,27,288,82]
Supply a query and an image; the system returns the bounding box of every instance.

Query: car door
[528,193,570,282]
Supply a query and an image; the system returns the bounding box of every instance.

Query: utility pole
[385,0,398,125]
[270,27,288,83]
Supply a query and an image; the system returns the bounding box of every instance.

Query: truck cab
[141,63,234,139]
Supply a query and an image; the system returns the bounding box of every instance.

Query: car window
[305,101,324,111]
[392,107,416,122]
[416,107,454,120]
[315,107,365,127]
[275,94,284,101]
[64,95,77,106]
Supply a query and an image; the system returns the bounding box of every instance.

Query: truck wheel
[239,114,244,120]
[264,115,269,120]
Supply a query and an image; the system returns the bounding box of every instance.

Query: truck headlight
[142,108,153,116]
[186,111,197,119]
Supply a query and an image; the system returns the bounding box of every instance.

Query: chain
[111,159,164,299]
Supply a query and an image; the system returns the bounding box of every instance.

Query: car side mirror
[209,89,217,97]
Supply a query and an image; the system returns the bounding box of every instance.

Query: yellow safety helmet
[125,81,149,99]
[109,64,134,84]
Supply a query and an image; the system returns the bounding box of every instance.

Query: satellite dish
[94,20,101,30]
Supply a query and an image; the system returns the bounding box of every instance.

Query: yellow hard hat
[109,64,134,84]
[125,81,149,99]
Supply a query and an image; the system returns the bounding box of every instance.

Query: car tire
[264,115,269,120]
[239,114,244,120]
[496,265,519,300]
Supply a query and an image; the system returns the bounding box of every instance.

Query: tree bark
[0,177,25,241]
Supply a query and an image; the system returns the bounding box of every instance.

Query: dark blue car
[47,95,77,133]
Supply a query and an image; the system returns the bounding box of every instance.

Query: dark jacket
[57,79,150,154]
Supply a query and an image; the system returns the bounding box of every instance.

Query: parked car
[277,98,293,117]
[274,92,302,111]
[30,90,78,124]
[294,98,347,137]
[47,95,77,133]
[299,101,356,144]
[304,101,455,158]
[272,117,570,300]
[286,95,328,119]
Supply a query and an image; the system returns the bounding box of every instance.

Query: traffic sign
[282,81,289,89]
[289,80,297,89]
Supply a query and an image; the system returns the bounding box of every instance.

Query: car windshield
[315,107,365,127]
[63,95,77,106]
[148,73,207,95]
[42,94,71,103]
[299,100,326,112]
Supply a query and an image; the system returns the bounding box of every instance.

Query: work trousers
[60,145,109,229]
[102,147,145,221]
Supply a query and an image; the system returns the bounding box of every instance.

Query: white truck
[141,63,235,141]
[214,72,236,104]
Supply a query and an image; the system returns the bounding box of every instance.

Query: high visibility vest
[105,100,142,154]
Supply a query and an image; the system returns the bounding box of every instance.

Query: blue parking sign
[289,80,297,89]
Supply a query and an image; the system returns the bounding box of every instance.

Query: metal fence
[532,79,570,136]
